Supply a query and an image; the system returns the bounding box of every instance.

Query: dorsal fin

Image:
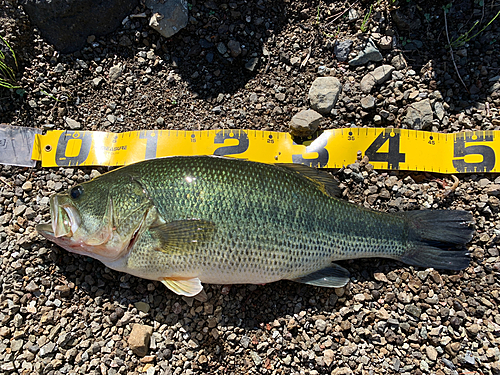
[276,163,341,197]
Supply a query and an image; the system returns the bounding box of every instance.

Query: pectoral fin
[291,264,350,288]
[150,219,216,254]
[161,277,203,297]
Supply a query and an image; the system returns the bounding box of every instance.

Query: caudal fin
[397,210,474,270]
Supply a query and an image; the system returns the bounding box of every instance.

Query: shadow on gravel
[161,0,289,100]
[45,240,445,329]
[391,0,499,114]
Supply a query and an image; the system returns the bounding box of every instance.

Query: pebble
[250,351,262,366]
[21,181,32,191]
[323,349,334,366]
[405,304,422,319]
[109,63,123,81]
[334,40,353,62]
[349,39,383,66]
[64,117,81,130]
[315,318,327,332]
[128,324,153,357]
[289,109,322,137]
[426,346,438,361]
[308,77,342,114]
[360,65,394,93]
[245,57,259,71]
[391,54,407,70]
[360,95,376,109]
[403,99,434,130]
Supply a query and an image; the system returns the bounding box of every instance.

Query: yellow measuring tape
[29,128,498,173]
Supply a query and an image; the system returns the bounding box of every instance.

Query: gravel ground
[1,0,500,374]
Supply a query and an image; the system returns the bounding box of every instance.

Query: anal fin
[291,264,350,288]
[161,277,204,297]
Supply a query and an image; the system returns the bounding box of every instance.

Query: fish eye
[70,185,84,199]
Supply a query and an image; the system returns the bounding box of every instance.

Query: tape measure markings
[0,124,496,173]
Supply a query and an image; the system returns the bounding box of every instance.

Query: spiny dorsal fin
[150,219,216,255]
[276,163,341,197]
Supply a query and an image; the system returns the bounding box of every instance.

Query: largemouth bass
[37,156,473,299]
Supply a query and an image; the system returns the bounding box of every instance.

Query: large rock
[146,0,188,39]
[308,77,342,115]
[403,99,434,130]
[21,0,139,53]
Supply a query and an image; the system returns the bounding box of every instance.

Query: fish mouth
[37,195,81,239]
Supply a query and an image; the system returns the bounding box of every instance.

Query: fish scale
[37,155,474,299]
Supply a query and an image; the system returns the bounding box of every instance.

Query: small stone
[315,319,327,332]
[464,351,476,365]
[1,363,15,372]
[360,65,394,93]
[22,181,32,191]
[11,338,23,351]
[331,367,353,375]
[376,307,390,320]
[128,324,153,357]
[373,272,388,282]
[434,101,445,121]
[119,35,132,46]
[426,346,438,361]
[308,77,342,114]
[227,40,241,57]
[289,109,322,137]
[109,64,123,82]
[334,40,353,62]
[349,39,383,66]
[25,280,39,293]
[378,35,393,50]
[240,336,251,348]
[324,349,334,366]
[341,343,357,356]
[92,77,103,87]
[146,0,188,39]
[405,304,422,319]
[353,293,365,302]
[134,302,150,313]
[420,360,429,372]
[360,96,375,109]
[64,117,81,130]
[403,99,433,130]
[466,324,480,336]
[391,55,406,70]
[250,351,262,366]
[245,57,259,71]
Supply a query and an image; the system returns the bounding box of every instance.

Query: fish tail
[397,210,474,270]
